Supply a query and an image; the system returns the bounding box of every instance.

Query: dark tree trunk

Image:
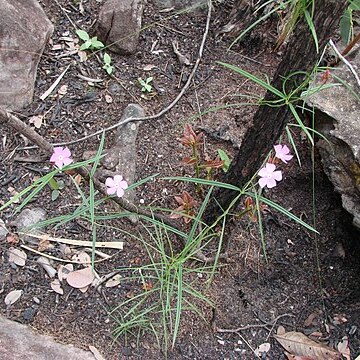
[205,0,347,223]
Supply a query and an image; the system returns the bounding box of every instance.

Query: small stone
[33,297,41,304]
[97,0,143,55]
[13,208,47,244]
[23,307,36,322]
[0,218,9,240]
[122,347,132,356]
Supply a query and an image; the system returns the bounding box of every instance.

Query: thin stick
[40,64,71,101]
[216,313,293,333]
[329,39,360,88]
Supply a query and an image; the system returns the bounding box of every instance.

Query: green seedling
[76,29,104,51]
[102,53,114,75]
[138,77,153,93]
[217,149,231,172]
[48,178,65,201]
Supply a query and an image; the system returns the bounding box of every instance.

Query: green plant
[138,77,153,93]
[102,53,114,75]
[340,0,360,44]
[76,29,104,51]
[228,0,319,52]
[217,149,231,172]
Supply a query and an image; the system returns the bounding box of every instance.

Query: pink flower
[274,144,293,164]
[105,175,128,198]
[258,163,282,189]
[50,146,73,170]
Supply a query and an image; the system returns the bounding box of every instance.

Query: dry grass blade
[274,331,341,360]
[20,232,124,250]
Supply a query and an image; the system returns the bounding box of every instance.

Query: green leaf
[217,149,231,172]
[91,38,104,49]
[103,52,111,64]
[76,29,89,41]
[340,9,352,45]
[80,40,92,51]
[51,189,60,201]
[48,177,59,190]
[349,0,360,10]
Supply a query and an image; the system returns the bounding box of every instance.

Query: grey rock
[101,104,144,223]
[0,315,95,359]
[102,104,144,198]
[13,208,47,243]
[307,47,360,230]
[152,0,207,10]
[97,0,143,55]
[0,0,54,110]
[0,218,9,240]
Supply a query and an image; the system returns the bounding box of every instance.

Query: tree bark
[205,0,348,223]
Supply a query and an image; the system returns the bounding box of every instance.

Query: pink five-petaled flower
[258,163,282,189]
[105,175,128,198]
[274,144,293,164]
[50,146,73,170]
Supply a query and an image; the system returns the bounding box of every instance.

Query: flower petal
[258,178,268,188]
[119,181,128,190]
[62,157,73,167]
[116,187,125,198]
[258,167,270,177]
[62,147,71,158]
[266,178,277,188]
[106,186,116,195]
[265,163,276,172]
[105,177,115,187]
[113,175,123,184]
[273,170,282,181]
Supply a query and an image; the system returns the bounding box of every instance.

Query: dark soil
[0,1,359,359]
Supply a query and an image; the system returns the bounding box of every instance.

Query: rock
[0,315,95,359]
[12,208,47,243]
[0,0,54,110]
[102,104,144,202]
[0,218,8,240]
[97,0,143,55]
[152,0,207,10]
[307,47,360,230]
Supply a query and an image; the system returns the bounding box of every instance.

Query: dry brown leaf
[7,247,27,266]
[105,274,121,288]
[277,325,286,335]
[58,264,74,282]
[5,289,23,305]
[79,285,89,293]
[6,233,20,245]
[274,331,341,360]
[304,311,319,327]
[254,342,271,357]
[50,279,64,295]
[66,267,95,288]
[88,345,106,360]
[72,251,91,266]
[143,64,156,71]
[38,238,52,252]
[29,115,44,129]
[105,94,113,103]
[337,336,350,360]
[285,352,314,360]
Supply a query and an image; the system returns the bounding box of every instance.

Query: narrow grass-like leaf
[217,62,284,98]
